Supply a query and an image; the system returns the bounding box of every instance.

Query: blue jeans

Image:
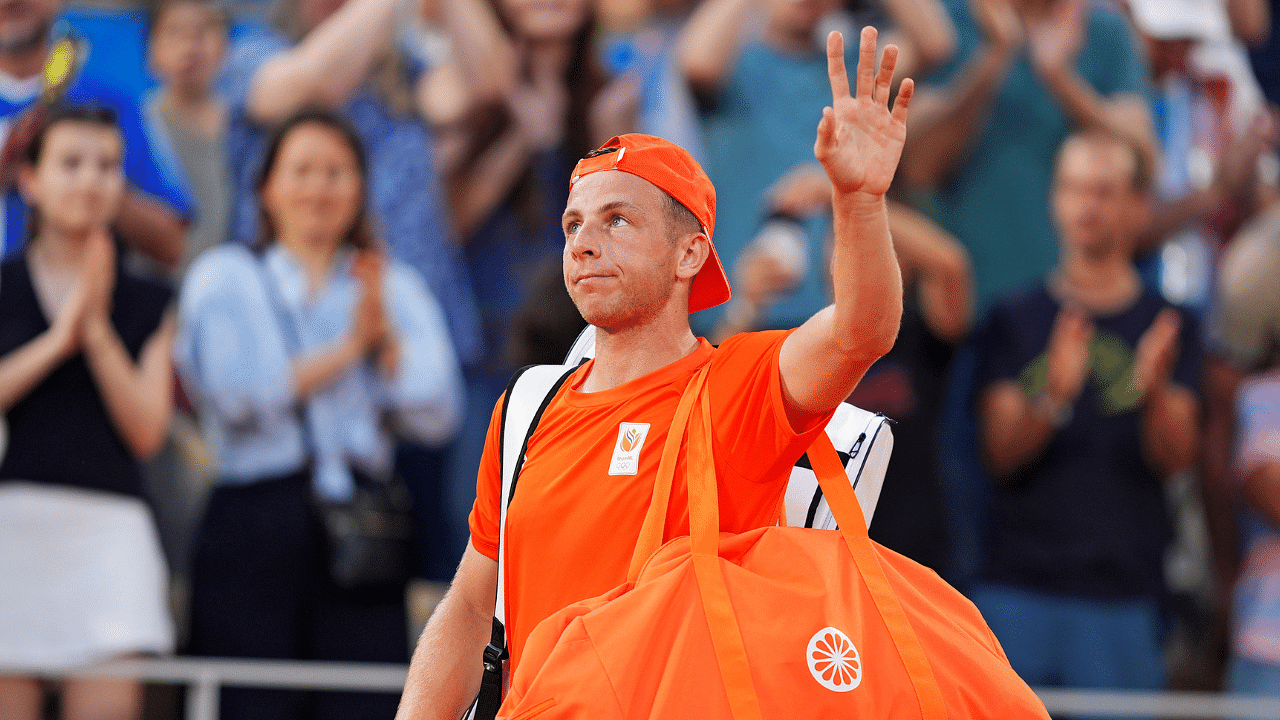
[1228,653,1280,697]
[972,584,1165,705]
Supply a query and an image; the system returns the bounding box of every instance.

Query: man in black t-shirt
[972,130,1202,695]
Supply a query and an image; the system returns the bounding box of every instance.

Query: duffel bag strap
[626,366,707,582]
[808,434,948,720]
[687,388,764,720]
[683,384,947,720]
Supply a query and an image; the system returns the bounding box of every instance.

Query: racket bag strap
[473,617,508,720]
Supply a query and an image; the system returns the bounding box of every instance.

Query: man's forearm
[900,45,1014,187]
[776,191,901,428]
[247,0,399,124]
[829,190,902,359]
[1038,68,1159,173]
[677,0,755,97]
[116,190,186,269]
[1134,189,1219,256]
[447,126,536,242]
[879,0,957,71]
[397,545,496,720]
[1201,357,1245,609]
[981,384,1062,480]
[439,0,517,101]
[886,200,973,342]
[1140,383,1199,479]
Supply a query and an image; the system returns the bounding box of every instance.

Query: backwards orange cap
[570,134,730,313]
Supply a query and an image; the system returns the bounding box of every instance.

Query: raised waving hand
[815,27,913,197]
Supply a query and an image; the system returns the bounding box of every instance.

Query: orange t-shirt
[468,330,832,669]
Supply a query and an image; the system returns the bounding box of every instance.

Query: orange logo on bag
[807,627,861,692]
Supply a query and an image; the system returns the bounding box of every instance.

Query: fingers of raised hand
[831,27,912,119]
[892,77,914,123]
[856,26,877,100]
[876,44,898,105]
[827,31,850,101]
[814,106,837,158]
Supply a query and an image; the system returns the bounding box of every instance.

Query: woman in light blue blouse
[173,107,463,720]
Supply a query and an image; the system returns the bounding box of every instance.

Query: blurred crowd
[0,0,1278,718]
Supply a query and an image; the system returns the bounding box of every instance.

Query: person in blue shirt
[900,0,1156,310]
[59,3,152,105]
[175,108,463,720]
[0,0,193,266]
[677,0,956,334]
[220,0,480,366]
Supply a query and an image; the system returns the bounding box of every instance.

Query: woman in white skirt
[0,106,176,720]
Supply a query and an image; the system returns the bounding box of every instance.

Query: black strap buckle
[482,641,508,672]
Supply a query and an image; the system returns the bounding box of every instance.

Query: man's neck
[581,316,700,393]
[158,86,226,139]
[0,46,48,82]
[1051,250,1142,314]
[30,228,91,269]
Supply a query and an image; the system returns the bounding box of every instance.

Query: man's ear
[675,231,711,281]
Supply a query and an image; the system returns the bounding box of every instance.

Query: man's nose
[567,224,600,258]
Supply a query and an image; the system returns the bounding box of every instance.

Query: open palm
[814,28,913,196]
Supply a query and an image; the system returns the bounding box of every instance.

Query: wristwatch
[1029,392,1074,429]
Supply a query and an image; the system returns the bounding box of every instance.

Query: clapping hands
[1025,0,1085,76]
[52,231,117,355]
[350,250,401,377]
[1044,304,1095,407]
[1131,308,1182,401]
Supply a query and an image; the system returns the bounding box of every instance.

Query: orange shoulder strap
[688,389,764,720]
[626,366,709,582]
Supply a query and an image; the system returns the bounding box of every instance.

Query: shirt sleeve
[377,261,465,446]
[1208,228,1280,370]
[221,31,289,116]
[708,330,834,486]
[919,1,977,87]
[173,246,296,427]
[1087,8,1151,98]
[973,302,1024,391]
[468,395,507,561]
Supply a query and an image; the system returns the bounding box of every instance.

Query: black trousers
[188,470,408,720]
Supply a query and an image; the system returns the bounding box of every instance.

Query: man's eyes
[565,216,629,234]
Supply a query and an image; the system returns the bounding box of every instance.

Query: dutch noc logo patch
[608,422,650,475]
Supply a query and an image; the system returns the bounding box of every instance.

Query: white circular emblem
[807,627,861,692]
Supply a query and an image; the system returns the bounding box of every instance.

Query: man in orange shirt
[396,26,913,720]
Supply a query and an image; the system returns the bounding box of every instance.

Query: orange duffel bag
[497,366,1050,720]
